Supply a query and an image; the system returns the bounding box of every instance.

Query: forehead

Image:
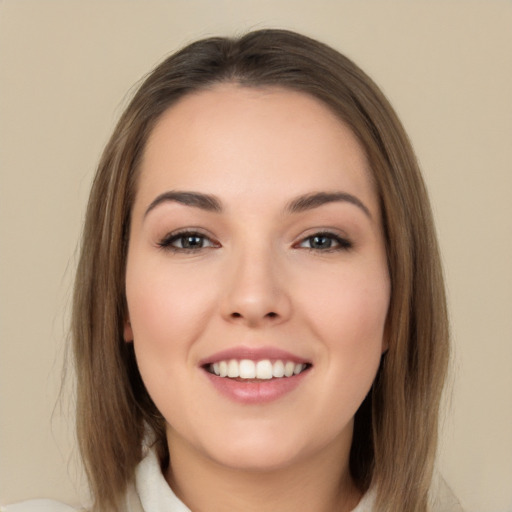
[137,84,377,215]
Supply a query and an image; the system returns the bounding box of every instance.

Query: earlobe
[123,319,134,343]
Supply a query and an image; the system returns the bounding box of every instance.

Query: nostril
[229,311,278,320]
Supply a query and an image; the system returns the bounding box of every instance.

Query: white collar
[134,444,376,512]
[135,446,191,512]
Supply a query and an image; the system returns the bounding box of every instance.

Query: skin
[124,84,390,512]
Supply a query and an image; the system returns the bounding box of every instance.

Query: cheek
[125,259,216,350]
[301,263,389,401]
[124,260,216,421]
[305,288,387,436]
[303,263,390,346]
[123,260,221,422]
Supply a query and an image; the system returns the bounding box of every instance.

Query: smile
[206,359,310,380]
[200,348,312,404]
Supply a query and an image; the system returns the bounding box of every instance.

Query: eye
[158,230,219,252]
[297,232,352,251]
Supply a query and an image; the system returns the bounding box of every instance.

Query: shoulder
[0,500,78,512]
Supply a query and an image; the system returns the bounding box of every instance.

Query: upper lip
[198,346,311,366]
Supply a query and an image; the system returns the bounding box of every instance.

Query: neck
[164,429,362,512]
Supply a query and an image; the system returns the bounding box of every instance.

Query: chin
[200,427,322,473]
[211,445,303,473]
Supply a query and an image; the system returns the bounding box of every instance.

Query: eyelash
[296,232,353,252]
[157,230,353,253]
[157,229,220,253]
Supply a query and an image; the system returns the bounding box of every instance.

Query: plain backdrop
[0,1,511,511]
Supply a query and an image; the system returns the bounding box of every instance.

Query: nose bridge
[222,238,290,326]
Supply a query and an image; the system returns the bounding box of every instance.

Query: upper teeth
[210,359,307,379]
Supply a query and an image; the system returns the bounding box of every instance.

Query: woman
[5,29,461,512]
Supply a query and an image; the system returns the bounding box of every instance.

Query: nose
[220,247,292,328]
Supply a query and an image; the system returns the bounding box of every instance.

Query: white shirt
[1,445,376,512]
[3,445,462,511]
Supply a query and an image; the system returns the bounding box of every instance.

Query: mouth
[203,359,312,380]
[199,347,312,403]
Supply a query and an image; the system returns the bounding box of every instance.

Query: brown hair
[72,29,449,512]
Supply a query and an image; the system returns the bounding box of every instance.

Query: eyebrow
[144,191,222,217]
[144,190,371,219]
[286,192,372,218]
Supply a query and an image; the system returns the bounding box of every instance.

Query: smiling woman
[4,29,461,512]
[124,87,390,509]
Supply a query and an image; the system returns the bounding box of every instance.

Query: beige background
[1,1,511,511]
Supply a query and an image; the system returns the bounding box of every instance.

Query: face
[124,84,390,472]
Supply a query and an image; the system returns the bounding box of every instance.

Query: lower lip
[203,369,310,404]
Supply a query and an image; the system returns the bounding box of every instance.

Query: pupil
[183,235,203,248]
[312,235,331,249]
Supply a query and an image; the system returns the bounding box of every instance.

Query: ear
[123,318,134,343]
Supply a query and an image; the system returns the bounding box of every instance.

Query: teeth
[227,360,239,378]
[239,360,256,379]
[272,360,285,378]
[284,361,295,377]
[256,360,273,380]
[209,359,308,379]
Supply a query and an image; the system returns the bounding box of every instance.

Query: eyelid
[156,227,352,253]
[157,228,220,252]
[293,229,353,251]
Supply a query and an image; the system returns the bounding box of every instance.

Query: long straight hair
[72,29,449,511]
